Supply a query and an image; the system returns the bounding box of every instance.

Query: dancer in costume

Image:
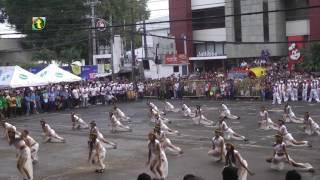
[258,106,278,130]
[113,106,131,122]
[21,130,39,164]
[88,133,107,173]
[192,105,214,126]
[40,120,65,143]
[283,103,303,124]
[2,120,21,142]
[218,116,247,141]
[208,129,226,162]
[182,104,195,118]
[109,112,132,133]
[303,112,320,135]
[71,112,89,130]
[220,104,240,120]
[164,101,179,113]
[154,124,183,155]
[89,121,117,148]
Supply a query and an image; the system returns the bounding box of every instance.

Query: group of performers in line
[1,101,319,180]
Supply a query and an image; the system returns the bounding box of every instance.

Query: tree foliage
[2,0,149,63]
[302,43,320,72]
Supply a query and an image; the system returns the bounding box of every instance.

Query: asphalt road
[1,99,320,180]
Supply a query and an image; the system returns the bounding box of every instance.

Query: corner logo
[32,17,46,31]
[55,72,63,78]
[19,74,28,80]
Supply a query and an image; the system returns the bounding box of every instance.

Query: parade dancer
[220,104,240,120]
[192,105,214,126]
[88,133,107,173]
[8,130,33,180]
[89,121,117,149]
[182,104,195,118]
[303,112,320,135]
[258,106,278,130]
[302,80,309,102]
[225,143,254,180]
[277,120,311,147]
[21,130,39,164]
[154,114,179,136]
[308,80,320,103]
[266,135,314,172]
[283,103,303,124]
[113,106,131,122]
[1,120,21,142]
[218,116,247,141]
[154,124,183,155]
[147,102,165,115]
[150,109,171,124]
[208,129,226,162]
[164,101,179,113]
[110,112,132,133]
[146,132,168,180]
[40,120,66,143]
[71,112,89,130]
[272,82,281,105]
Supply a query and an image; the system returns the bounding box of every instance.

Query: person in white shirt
[309,80,320,103]
[219,116,248,141]
[303,112,320,135]
[88,133,107,173]
[258,106,278,130]
[283,103,303,124]
[302,80,309,101]
[208,129,226,162]
[272,82,282,105]
[21,130,39,163]
[138,82,144,99]
[2,120,21,143]
[40,120,65,143]
[71,112,89,130]
[277,120,310,147]
[100,85,107,105]
[80,86,89,108]
[72,87,80,108]
[109,112,132,133]
[146,132,168,180]
[266,134,314,172]
[90,84,97,105]
[220,104,240,120]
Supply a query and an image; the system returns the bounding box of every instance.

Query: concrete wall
[286,20,310,36]
[192,0,225,10]
[225,0,287,58]
[193,28,226,41]
[0,38,32,66]
[144,60,184,79]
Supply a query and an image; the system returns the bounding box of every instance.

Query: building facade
[169,0,320,72]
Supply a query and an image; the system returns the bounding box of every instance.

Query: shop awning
[189,56,227,61]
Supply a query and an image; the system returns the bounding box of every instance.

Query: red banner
[164,54,188,64]
[288,36,305,70]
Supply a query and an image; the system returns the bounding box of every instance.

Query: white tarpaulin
[36,64,81,83]
[0,66,48,88]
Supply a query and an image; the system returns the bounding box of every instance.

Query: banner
[164,54,188,64]
[81,65,97,80]
[288,36,305,70]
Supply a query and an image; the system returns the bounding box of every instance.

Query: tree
[59,46,82,64]
[32,48,57,64]
[302,43,320,72]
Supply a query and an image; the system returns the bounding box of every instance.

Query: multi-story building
[169,0,320,72]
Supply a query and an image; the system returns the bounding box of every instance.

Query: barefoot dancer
[40,120,65,143]
[8,130,33,180]
[113,106,131,122]
[225,143,254,180]
[2,120,21,142]
[266,134,314,172]
[192,105,214,126]
[154,124,183,155]
[89,121,117,148]
[208,129,226,162]
[219,116,247,141]
[283,103,304,124]
[146,132,168,180]
[109,112,132,133]
[71,112,89,130]
[277,119,311,147]
[303,112,320,135]
[21,130,39,164]
[164,101,179,113]
[220,104,240,120]
[258,106,278,130]
[88,133,107,173]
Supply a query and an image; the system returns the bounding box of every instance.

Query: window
[192,7,225,30]
[143,60,150,70]
[263,0,269,42]
[233,0,242,42]
[182,65,188,75]
[284,0,309,21]
[173,66,179,73]
[195,43,225,57]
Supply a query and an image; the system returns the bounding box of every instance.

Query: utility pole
[85,0,100,65]
[141,19,148,80]
[131,5,136,81]
[109,15,115,80]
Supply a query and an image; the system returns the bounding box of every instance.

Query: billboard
[288,36,305,70]
[164,54,188,65]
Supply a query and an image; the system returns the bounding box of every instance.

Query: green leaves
[302,43,320,72]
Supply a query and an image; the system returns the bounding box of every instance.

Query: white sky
[0,1,169,38]
[148,0,169,19]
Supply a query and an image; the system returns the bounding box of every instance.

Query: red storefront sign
[288,36,305,70]
[164,54,188,64]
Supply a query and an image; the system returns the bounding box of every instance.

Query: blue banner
[81,65,97,80]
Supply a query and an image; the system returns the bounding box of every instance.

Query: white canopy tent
[0,66,48,88]
[36,64,82,83]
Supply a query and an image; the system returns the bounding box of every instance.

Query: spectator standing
[48,89,56,112]
[9,93,17,118]
[42,89,49,112]
[80,85,89,108]
[72,86,80,107]
[24,93,31,115]
[15,92,22,116]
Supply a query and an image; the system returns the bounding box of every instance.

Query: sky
[0,1,169,38]
[147,0,169,19]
